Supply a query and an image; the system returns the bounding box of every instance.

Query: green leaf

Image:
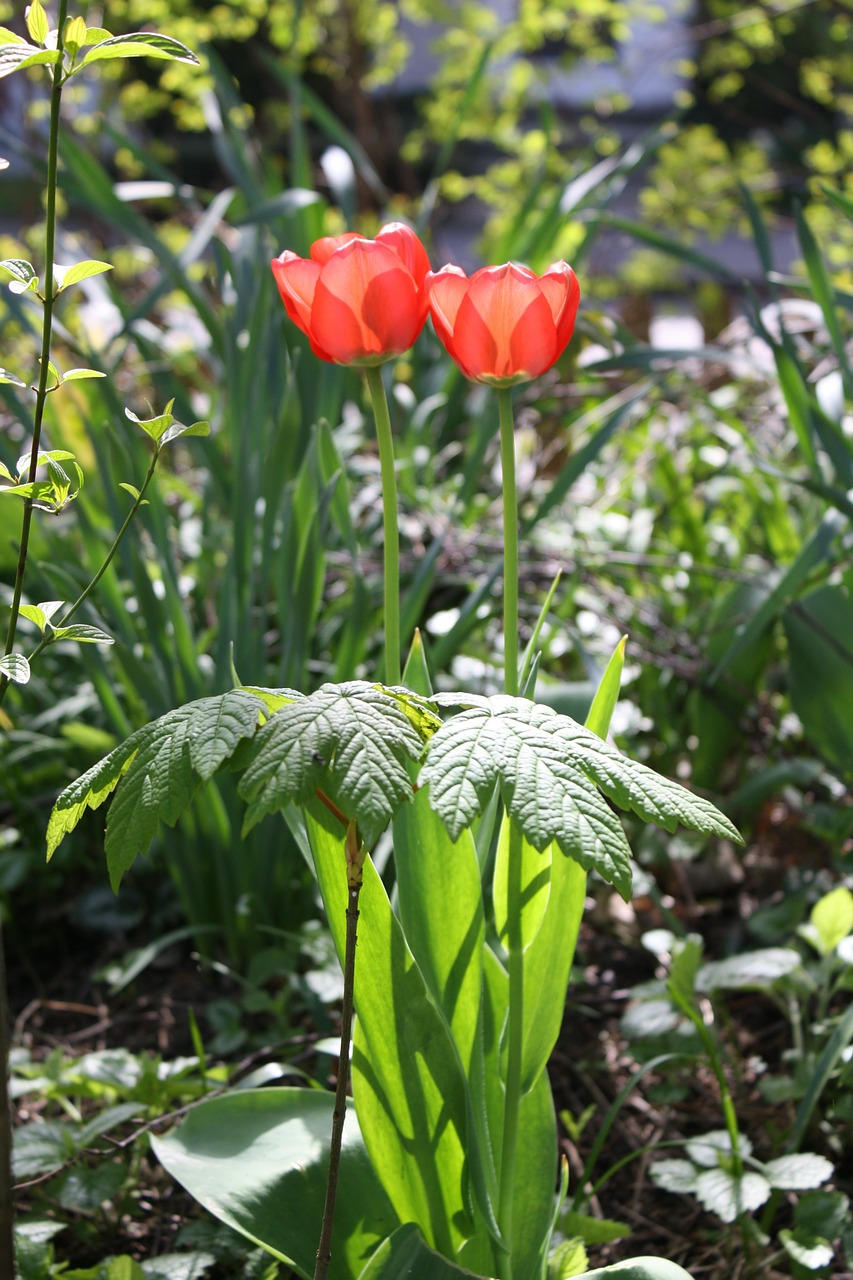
[667,935,703,1011]
[159,419,210,446]
[76,32,200,69]
[118,483,142,501]
[783,583,853,775]
[648,1159,698,1195]
[0,27,27,43]
[0,44,60,76]
[356,1225,487,1280]
[763,1154,833,1191]
[63,15,87,54]
[306,808,486,1265]
[18,603,48,631]
[0,258,37,286]
[802,886,853,956]
[693,1169,770,1222]
[557,1215,631,1246]
[50,624,114,645]
[54,260,113,291]
[548,1238,589,1280]
[779,1229,834,1271]
[239,682,425,848]
[697,947,801,992]
[152,1088,397,1280]
[25,0,48,45]
[577,1261,701,1280]
[46,691,265,886]
[584,635,626,739]
[0,367,26,387]
[0,653,30,684]
[62,368,106,381]
[422,697,741,900]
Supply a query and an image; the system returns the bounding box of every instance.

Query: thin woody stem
[314,821,365,1280]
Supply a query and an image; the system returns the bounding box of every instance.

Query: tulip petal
[311,239,424,362]
[426,266,469,363]
[310,232,365,265]
[540,262,581,356]
[377,223,432,288]
[455,264,553,381]
[271,252,320,335]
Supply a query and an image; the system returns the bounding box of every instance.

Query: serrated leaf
[693,1169,770,1222]
[242,685,302,716]
[685,1130,753,1167]
[649,1160,698,1194]
[76,32,200,68]
[0,653,30,684]
[238,681,425,848]
[697,948,801,992]
[62,367,106,381]
[779,1229,834,1270]
[46,692,265,885]
[50,624,114,645]
[424,696,740,900]
[764,1153,833,1191]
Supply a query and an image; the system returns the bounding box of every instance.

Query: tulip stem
[497,387,519,698]
[365,365,401,687]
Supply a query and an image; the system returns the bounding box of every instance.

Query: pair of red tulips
[271,223,580,386]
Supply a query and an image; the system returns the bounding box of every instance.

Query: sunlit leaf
[25,0,48,45]
[0,653,30,684]
[54,259,113,291]
[50,623,115,645]
[62,368,106,381]
[76,32,200,69]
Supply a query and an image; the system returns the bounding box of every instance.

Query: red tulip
[271,223,431,366]
[426,260,580,386]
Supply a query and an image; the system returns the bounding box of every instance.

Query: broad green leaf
[0,44,60,75]
[50,624,114,645]
[763,1154,833,1191]
[0,653,30,684]
[76,32,200,68]
[0,368,26,387]
[125,402,175,442]
[356,1225,488,1280]
[779,1229,834,1271]
[783,583,853,775]
[0,258,36,285]
[152,1088,397,1280]
[795,1190,850,1241]
[305,806,484,1264]
[557,1215,630,1246]
[240,682,425,848]
[693,1169,770,1222]
[422,698,741,900]
[0,27,27,43]
[696,947,799,993]
[25,0,48,43]
[54,260,113,290]
[493,816,550,953]
[548,1237,588,1280]
[509,1069,560,1279]
[46,691,266,885]
[577,1260,699,1280]
[802,886,853,956]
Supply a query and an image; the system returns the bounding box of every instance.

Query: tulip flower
[426,260,580,386]
[271,223,431,367]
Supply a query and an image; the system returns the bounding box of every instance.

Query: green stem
[365,365,401,686]
[0,12,67,708]
[314,822,364,1280]
[26,446,162,668]
[497,387,518,697]
[498,820,525,1280]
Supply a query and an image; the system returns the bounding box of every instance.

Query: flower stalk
[365,365,401,687]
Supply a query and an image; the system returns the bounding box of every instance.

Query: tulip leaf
[421,696,742,901]
[239,681,427,847]
[355,1224,487,1279]
[46,691,267,886]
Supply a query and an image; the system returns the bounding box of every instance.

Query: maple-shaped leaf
[238,681,426,847]
[47,691,266,889]
[421,696,742,900]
